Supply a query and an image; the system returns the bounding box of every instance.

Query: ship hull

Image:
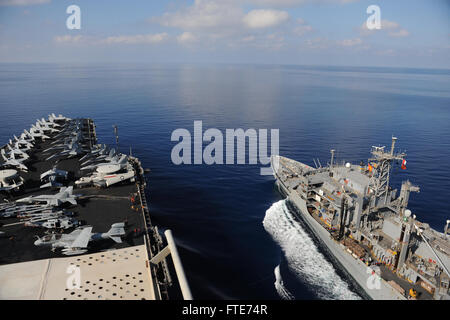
[273,161,406,300]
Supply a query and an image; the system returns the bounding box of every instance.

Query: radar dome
[404,209,412,218]
[345,163,351,168]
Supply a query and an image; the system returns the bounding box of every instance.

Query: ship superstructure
[272,138,450,300]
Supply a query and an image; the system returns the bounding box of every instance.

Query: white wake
[263,200,361,300]
[274,265,294,300]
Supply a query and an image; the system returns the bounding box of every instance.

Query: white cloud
[247,0,358,7]
[0,0,50,6]
[151,1,292,50]
[376,49,396,56]
[177,32,197,44]
[240,35,256,43]
[388,29,409,37]
[54,33,169,45]
[302,37,367,51]
[153,1,291,32]
[243,9,289,29]
[305,37,330,49]
[233,33,285,50]
[337,38,362,47]
[381,20,400,29]
[360,19,409,38]
[102,33,169,45]
[293,18,313,36]
[147,0,357,52]
[54,35,85,44]
[156,0,243,30]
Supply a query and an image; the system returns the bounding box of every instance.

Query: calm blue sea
[0,63,449,299]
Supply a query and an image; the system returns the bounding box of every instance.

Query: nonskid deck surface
[0,118,145,265]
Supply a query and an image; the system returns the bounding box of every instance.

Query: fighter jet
[17,132,35,145]
[79,144,109,163]
[22,129,35,142]
[45,143,88,161]
[25,128,50,141]
[30,124,54,136]
[49,130,88,151]
[5,144,30,161]
[25,217,80,229]
[76,162,135,188]
[40,165,69,189]
[34,223,126,256]
[53,121,83,139]
[81,154,128,172]
[12,136,34,149]
[17,209,75,219]
[44,115,62,128]
[1,149,28,172]
[46,135,76,150]
[49,113,71,123]
[80,147,115,166]
[35,119,60,134]
[16,186,81,206]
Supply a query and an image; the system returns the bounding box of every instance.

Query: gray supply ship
[271,138,450,300]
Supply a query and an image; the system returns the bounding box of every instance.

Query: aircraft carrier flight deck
[0,114,191,300]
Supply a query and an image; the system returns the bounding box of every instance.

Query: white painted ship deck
[0,244,156,300]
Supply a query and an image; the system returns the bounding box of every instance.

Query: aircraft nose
[34,239,41,246]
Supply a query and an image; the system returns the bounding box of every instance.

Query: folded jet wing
[17,186,80,206]
[69,226,93,249]
[60,226,93,255]
[1,149,28,171]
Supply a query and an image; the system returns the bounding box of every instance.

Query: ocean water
[0,63,449,299]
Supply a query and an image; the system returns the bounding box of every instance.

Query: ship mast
[368,137,406,207]
[330,149,335,169]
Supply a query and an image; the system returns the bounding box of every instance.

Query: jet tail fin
[119,155,128,164]
[109,236,122,244]
[66,199,77,205]
[106,222,125,243]
[1,149,7,161]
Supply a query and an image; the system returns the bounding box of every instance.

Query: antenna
[113,125,119,153]
[330,149,335,169]
[445,220,450,239]
[390,136,397,155]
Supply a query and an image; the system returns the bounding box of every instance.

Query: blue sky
[0,0,449,68]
